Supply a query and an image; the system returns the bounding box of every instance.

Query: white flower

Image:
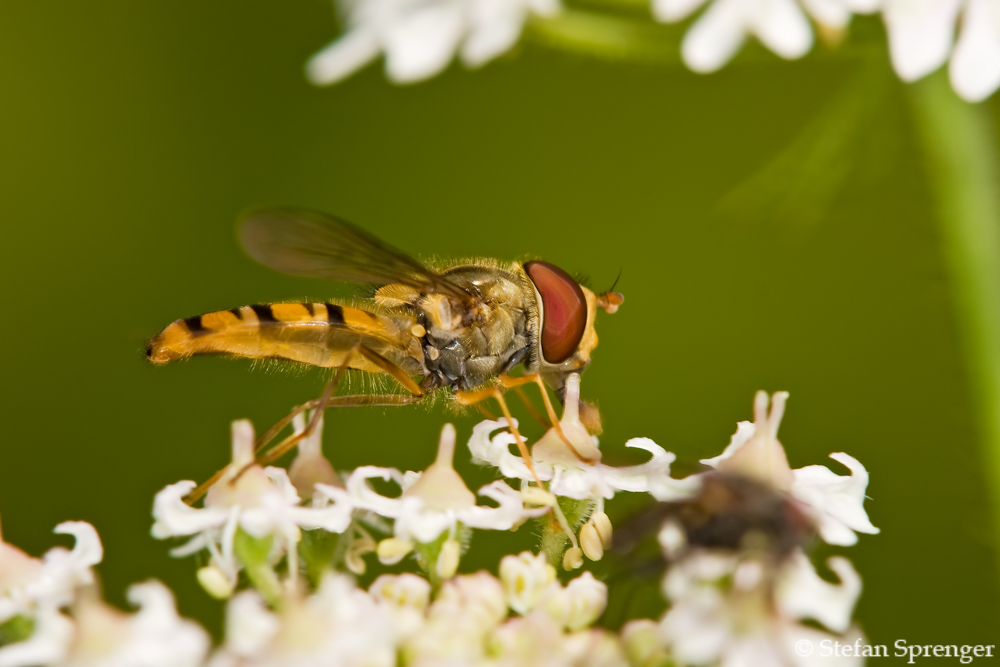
[406,572,507,664]
[702,391,879,546]
[652,0,878,74]
[369,573,432,639]
[538,571,608,631]
[490,612,628,667]
[66,581,209,667]
[660,550,864,667]
[307,0,560,85]
[210,574,397,667]
[340,424,545,573]
[151,420,353,589]
[470,374,694,504]
[883,0,1000,100]
[0,581,209,667]
[0,521,102,624]
[500,551,557,614]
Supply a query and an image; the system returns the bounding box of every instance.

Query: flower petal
[307,28,382,85]
[791,453,879,546]
[384,1,466,83]
[883,0,961,81]
[682,0,750,72]
[151,481,230,539]
[701,422,755,468]
[462,0,524,66]
[461,481,545,530]
[469,419,542,481]
[950,0,1000,101]
[346,466,409,519]
[750,0,814,59]
[777,552,861,633]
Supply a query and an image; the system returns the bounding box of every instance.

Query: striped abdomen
[146,302,418,375]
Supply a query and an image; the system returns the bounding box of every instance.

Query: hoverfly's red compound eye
[524,260,588,364]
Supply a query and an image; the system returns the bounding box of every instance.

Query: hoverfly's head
[523,260,622,436]
[523,260,624,368]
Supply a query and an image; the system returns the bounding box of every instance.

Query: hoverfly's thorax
[413,265,532,391]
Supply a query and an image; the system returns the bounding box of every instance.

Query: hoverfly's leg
[252,344,424,470]
[252,365,345,469]
[473,402,498,420]
[455,387,543,486]
[183,367,346,505]
[511,386,550,429]
[499,374,598,464]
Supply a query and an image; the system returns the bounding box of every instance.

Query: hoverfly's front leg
[498,374,598,465]
[454,386,544,486]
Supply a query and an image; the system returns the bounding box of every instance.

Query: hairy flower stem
[234,530,283,607]
[909,70,1000,580]
[539,496,592,566]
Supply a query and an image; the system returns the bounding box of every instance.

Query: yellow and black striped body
[146,302,425,382]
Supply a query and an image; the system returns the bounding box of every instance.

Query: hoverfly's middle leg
[454,386,543,486]
[498,374,598,465]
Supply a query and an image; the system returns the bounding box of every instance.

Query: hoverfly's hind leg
[498,374,598,465]
[183,344,425,506]
[252,343,427,468]
[454,386,544,486]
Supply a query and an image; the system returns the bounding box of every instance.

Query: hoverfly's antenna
[607,266,623,294]
[596,268,624,314]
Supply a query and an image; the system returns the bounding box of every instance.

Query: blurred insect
[146,207,623,497]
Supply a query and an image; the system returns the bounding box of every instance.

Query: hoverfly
[147,208,623,495]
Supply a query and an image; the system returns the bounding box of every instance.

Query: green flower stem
[525,9,682,63]
[234,529,283,607]
[909,70,1000,578]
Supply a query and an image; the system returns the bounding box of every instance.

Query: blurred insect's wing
[239,207,469,300]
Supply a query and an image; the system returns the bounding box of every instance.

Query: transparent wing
[238,207,469,299]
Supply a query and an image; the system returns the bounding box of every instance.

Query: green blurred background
[1,0,997,654]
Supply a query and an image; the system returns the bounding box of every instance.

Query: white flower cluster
[307,0,558,85]
[0,521,209,667]
[654,0,1000,101]
[210,553,619,667]
[0,378,880,667]
[307,0,1000,100]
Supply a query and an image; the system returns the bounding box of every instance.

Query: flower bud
[500,551,556,614]
[591,511,612,548]
[658,520,687,559]
[520,486,558,507]
[436,539,461,580]
[432,572,507,631]
[563,571,607,630]
[562,547,583,571]
[197,564,234,600]
[370,573,432,613]
[377,537,414,565]
[580,522,604,561]
[621,619,668,667]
